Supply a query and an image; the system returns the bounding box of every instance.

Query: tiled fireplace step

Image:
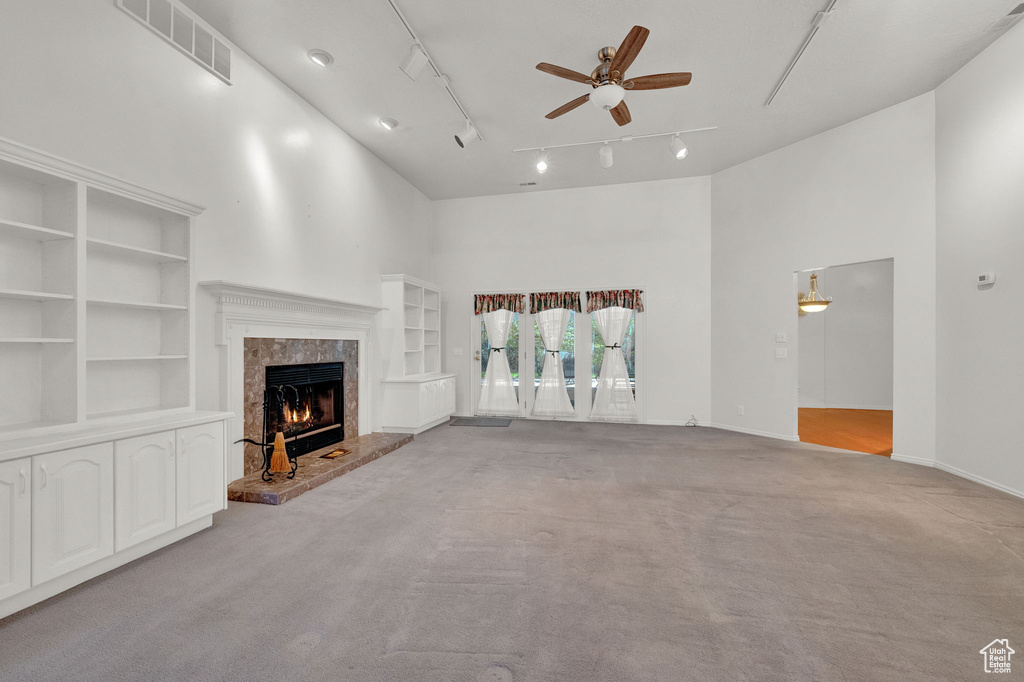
[227,432,413,505]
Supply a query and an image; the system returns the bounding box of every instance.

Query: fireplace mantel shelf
[200,281,383,321]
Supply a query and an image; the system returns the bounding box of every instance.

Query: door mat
[450,418,512,427]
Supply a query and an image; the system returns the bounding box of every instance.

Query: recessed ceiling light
[307,49,333,67]
[378,118,398,131]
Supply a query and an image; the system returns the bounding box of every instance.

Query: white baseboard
[890,454,1024,501]
[645,419,698,427]
[0,515,213,621]
[706,423,800,442]
[891,453,935,467]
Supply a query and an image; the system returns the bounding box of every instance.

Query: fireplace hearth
[265,362,344,458]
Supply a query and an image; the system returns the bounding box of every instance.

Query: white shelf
[87,298,186,311]
[0,337,74,344]
[87,355,187,362]
[86,238,187,263]
[0,288,73,302]
[0,219,74,242]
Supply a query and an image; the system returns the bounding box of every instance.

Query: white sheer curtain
[591,306,638,421]
[477,309,519,416]
[532,308,574,418]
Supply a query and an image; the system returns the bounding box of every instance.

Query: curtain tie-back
[491,347,505,354]
[546,350,560,357]
[605,344,621,349]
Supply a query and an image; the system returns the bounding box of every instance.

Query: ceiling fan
[536,25,692,127]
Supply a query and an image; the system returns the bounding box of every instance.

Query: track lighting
[307,49,334,67]
[378,118,398,131]
[400,44,429,80]
[670,135,688,159]
[536,151,549,174]
[455,121,479,148]
[599,143,613,169]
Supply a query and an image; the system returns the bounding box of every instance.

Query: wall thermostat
[978,272,996,286]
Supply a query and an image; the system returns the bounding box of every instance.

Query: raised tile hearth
[227,432,412,505]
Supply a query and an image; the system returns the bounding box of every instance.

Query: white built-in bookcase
[0,137,202,437]
[382,275,442,377]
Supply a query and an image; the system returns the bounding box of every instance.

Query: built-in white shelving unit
[380,275,455,433]
[0,137,201,436]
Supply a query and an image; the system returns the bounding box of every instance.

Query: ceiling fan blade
[627,72,693,90]
[609,100,631,127]
[545,94,590,119]
[536,62,592,84]
[608,25,650,76]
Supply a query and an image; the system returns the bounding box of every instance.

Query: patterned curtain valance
[474,293,525,315]
[586,289,645,313]
[530,291,582,314]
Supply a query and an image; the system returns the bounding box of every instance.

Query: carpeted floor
[1,421,1022,681]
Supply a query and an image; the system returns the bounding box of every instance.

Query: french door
[473,306,643,421]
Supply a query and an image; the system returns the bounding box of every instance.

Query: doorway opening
[797,259,894,456]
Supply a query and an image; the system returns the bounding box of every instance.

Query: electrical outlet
[737,405,744,416]
[775,332,787,343]
[776,348,788,359]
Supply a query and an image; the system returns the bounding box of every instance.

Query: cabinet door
[0,459,31,601]
[32,443,114,586]
[114,431,176,552]
[176,422,225,526]
[441,378,456,415]
[420,381,440,424]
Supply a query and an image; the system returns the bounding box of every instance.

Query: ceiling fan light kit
[536,25,692,127]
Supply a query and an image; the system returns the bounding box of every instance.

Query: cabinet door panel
[0,460,31,601]
[176,422,225,525]
[115,431,176,551]
[442,378,456,414]
[32,443,114,586]
[420,381,440,424]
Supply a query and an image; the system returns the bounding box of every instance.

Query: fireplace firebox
[265,362,344,457]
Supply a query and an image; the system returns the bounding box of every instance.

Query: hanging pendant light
[798,272,832,313]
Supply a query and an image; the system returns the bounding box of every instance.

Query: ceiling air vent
[117,0,232,84]
[987,3,1024,32]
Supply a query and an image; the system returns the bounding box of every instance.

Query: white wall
[0,1,434,427]
[432,177,711,424]
[798,260,894,410]
[710,94,936,457]
[935,24,1024,496]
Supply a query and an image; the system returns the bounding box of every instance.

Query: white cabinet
[114,432,176,551]
[440,377,456,415]
[421,381,440,424]
[381,374,458,434]
[176,422,225,525]
[32,443,114,585]
[0,460,31,601]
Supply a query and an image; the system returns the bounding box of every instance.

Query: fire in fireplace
[265,362,344,457]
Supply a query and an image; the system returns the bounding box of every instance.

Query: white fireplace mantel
[199,281,383,481]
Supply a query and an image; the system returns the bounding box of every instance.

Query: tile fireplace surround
[201,281,383,483]
[242,338,358,475]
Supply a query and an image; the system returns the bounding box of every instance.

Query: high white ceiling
[182,0,1013,200]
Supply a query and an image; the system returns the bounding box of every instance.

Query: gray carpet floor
[1,421,1022,681]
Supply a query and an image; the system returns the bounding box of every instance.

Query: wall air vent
[987,3,1024,32]
[116,0,232,84]
[519,182,537,187]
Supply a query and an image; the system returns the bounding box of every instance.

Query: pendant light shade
[798,272,832,313]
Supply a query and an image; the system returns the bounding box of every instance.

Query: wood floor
[799,408,893,456]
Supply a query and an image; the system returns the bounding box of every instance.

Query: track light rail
[512,126,717,153]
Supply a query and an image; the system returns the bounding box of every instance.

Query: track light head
[400,44,429,80]
[599,143,613,169]
[670,134,688,160]
[536,151,549,174]
[455,122,478,148]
